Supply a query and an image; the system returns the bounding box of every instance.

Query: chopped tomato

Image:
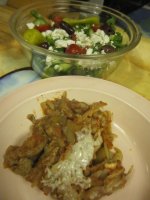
[53,16,63,24]
[65,44,86,55]
[92,24,100,32]
[35,24,51,32]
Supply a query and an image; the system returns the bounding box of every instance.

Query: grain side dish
[3,92,130,200]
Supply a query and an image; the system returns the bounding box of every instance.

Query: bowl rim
[9,0,142,60]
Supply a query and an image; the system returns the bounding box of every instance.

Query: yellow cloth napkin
[0,34,30,76]
[126,37,150,71]
[107,36,150,100]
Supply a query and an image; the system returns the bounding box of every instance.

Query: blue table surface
[0,4,150,97]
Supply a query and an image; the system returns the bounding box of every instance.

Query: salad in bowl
[10,0,141,78]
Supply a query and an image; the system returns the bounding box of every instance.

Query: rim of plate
[0,76,150,122]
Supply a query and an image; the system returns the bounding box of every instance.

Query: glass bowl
[9,0,141,78]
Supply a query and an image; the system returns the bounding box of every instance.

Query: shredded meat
[3,92,130,200]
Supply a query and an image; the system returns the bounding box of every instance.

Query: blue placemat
[0,70,40,97]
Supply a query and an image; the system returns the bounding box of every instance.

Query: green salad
[23,10,126,77]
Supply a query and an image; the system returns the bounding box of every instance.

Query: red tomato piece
[53,16,63,24]
[35,24,51,32]
[65,44,86,55]
[92,24,100,32]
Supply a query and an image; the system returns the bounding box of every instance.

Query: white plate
[0,76,150,200]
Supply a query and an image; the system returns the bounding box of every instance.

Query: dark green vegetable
[106,16,116,28]
[46,35,55,46]
[31,10,48,26]
[110,32,123,48]
[93,42,102,52]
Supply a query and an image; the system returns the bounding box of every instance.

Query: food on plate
[3,92,131,200]
[22,10,127,77]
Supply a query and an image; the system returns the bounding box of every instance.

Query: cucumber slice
[54,63,71,72]
[44,66,56,77]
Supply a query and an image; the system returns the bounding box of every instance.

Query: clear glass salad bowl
[9,0,141,78]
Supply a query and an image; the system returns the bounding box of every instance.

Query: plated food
[1,76,150,200]
[3,92,130,200]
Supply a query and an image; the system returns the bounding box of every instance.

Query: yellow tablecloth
[108,36,150,100]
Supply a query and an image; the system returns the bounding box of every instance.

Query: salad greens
[23,10,126,78]
[31,10,49,26]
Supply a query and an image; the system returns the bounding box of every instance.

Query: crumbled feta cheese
[55,39,75,48]
[75,31,92,47]
[46,30,52,35]
[91,30,110,46]
[26,22,35,29]
[51,29,69,40]
[86,48,93,55]
[93,51,99,55]
[109,60,117,68]
[41,32,46,37]
[46,55,53,65]
[101,50,106,55]
[54,64,60,70]
[48,46,54,51]
[42,30,52,37]
[77,59,100,70]
[51,21,55,27]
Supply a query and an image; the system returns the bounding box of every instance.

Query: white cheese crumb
[55,39,75,48]
[101,50,106,55]
[54,64,60,70]
[48,46,54,51]
[42,30,52,37]
[26,22,35,29]
[91,30,110,46]
[51,21,55,27]
[75,31,92,47]
[46,55,53,66]
[86,48,93,55]
[51,29,69,40]
[93,51,99,55]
